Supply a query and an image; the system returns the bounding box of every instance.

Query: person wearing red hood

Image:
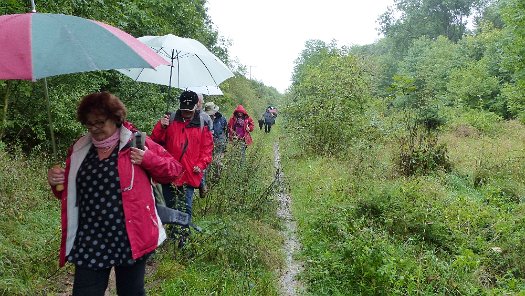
[227,105,255,160]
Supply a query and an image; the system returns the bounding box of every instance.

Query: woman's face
[85,112,118,141]
[236,112,243,118]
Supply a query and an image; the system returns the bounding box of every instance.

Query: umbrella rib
[194,54,218,85]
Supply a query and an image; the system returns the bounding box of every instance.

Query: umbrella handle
[43,78,58,159]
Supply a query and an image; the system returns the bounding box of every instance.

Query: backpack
[130,131,191,227]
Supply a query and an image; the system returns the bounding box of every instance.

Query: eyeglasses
[85,118,107,129]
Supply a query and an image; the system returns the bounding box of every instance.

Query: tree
[378,0,490,53]
[398,36,465,104]
[287,40,372,156]
[500,0,525,121]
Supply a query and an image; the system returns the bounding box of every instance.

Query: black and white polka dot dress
[67,145,136,270]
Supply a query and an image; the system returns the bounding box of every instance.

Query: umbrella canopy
[117,34,233,103]
[186,85,224,96]
[0,13,168,81]
[0,12,168,158]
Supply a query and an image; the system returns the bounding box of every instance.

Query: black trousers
[258,119,264,130]
[264,123,272,133]
[72,259,146,296]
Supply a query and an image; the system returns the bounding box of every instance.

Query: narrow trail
[274,142,305,296]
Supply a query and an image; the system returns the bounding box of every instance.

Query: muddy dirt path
[274,142,305,296]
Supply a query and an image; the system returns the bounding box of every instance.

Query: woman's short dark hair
[77,92,127,127]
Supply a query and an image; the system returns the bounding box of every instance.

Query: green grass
[144,128,283,295]
[0,148,66,295]
[280,119,525,295]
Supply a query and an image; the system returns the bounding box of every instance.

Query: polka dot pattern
[67,146,136,270]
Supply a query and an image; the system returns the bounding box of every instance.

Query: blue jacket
[212,112,227,141]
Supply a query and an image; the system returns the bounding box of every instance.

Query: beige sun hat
[204,101,219,115]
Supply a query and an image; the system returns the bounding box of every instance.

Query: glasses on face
[85,118,107,129]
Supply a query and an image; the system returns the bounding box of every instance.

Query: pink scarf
[91,129,120,149]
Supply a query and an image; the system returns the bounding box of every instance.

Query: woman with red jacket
[47,92,182,295]
[228,105,255,161]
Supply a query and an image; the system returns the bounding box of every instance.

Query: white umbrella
[186,85,224,96]
[117,34,233,109]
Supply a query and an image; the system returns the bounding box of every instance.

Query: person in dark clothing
[263,108,277,133]
[205,102,227,156]
[258,115,264,130]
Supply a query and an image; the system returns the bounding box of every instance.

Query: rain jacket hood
[233,105,249,116]
[227,105,254,145]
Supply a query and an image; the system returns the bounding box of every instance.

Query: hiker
[263,107,277,133]
[227,105,254,161]
[258,113,264,130]
[197,92,213,134]
[205,101,227,157]
[47,91,182,295]
[151,90,213,247]
[196,93,212,198]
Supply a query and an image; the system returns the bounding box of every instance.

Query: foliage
[499,0,525,120]
[446,108,503,135]
[286,40,372,157]
[398,36,466,103]
[378,0,490,53]
[447,60,501,113]
[281,123,525,295]
[387,75,451,176]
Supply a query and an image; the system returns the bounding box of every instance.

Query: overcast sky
[206,0,395,93]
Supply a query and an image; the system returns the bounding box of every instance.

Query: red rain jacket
[151,110,214,188]
[51,122,182,267]
[228,105,254,145]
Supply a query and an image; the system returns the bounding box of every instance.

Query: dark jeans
[72,259,146,296]
[258,119,264,130]
[161,184,195,221]
[264,123,272,133]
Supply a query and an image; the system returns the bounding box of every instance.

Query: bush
[448,109,502,136]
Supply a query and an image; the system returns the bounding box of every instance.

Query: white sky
[206,0,395,93]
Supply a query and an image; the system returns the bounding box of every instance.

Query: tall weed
[0,147,65,295]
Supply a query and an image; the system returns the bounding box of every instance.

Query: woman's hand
[131,146,147,165]
[48,166,65,186]
[160,114,170,129]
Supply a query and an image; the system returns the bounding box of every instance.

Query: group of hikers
[258,105,278,133]
[46,90,274,295]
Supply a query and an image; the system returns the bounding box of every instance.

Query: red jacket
[51,122,182,267]
[151,110,214,187]
[227,105,254,145]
